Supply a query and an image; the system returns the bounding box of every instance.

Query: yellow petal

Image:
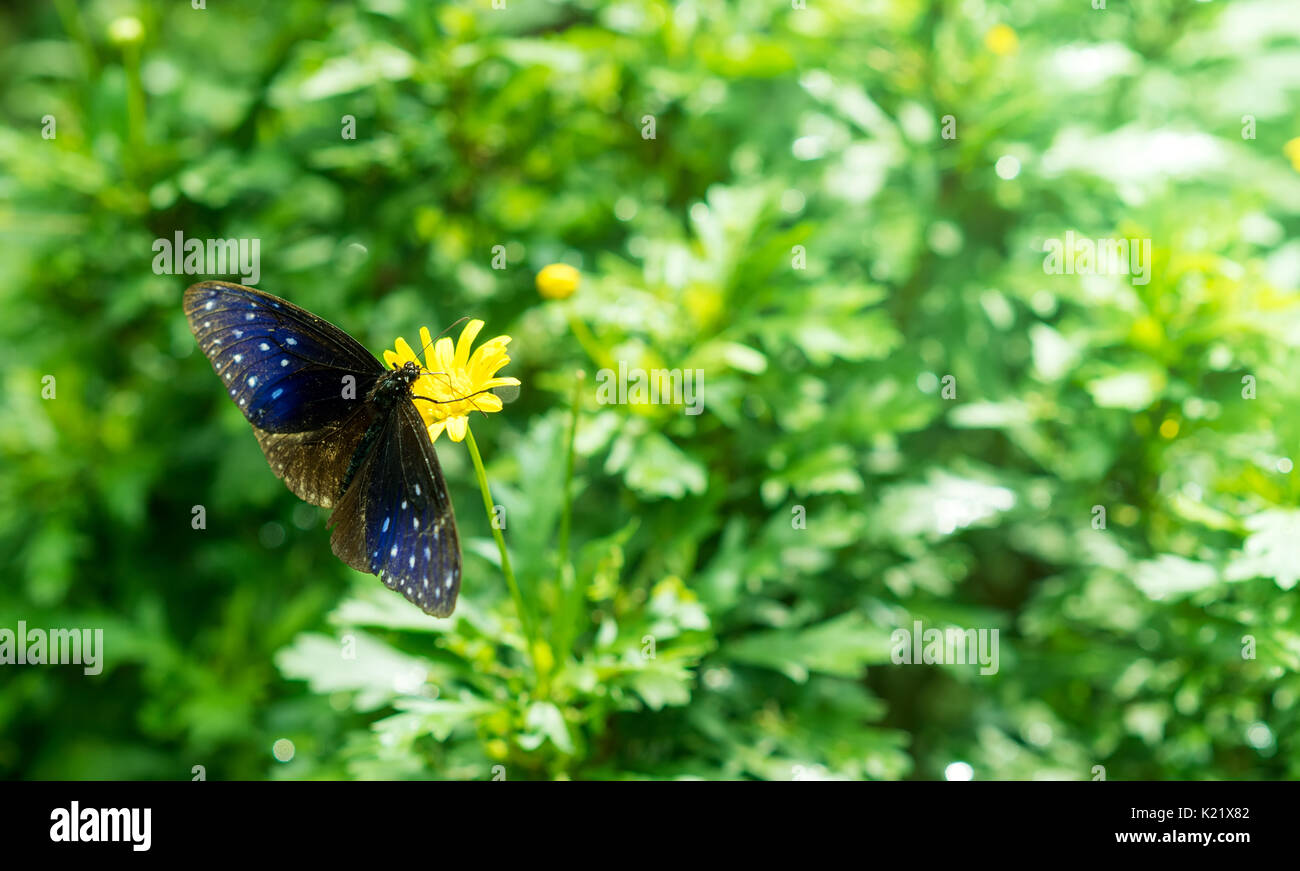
[411,398,433,427]
[394,336,417,362]
[447,415,468,442]
[483,376,521,389]
[426,420,447,443]
[470,343,512,380]
[383,349,401,369]
[470,342,507,365]
[455,319,485,369]
[463,393,502,413]
[418,371,456,401]
[419,327,435,369]
[469,336,511,366]
[434,337,455,373]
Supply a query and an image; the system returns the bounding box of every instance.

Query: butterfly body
[336,361,421,499]
[184,281,462,617]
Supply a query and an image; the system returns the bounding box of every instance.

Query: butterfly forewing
[184,280,464,616]
[184,281,383,433]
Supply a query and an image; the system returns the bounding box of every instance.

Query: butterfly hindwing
[329,400,461,617]
[184,281,383,434]
[253,405,377,510]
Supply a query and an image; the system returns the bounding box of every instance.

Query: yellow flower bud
[532,639,555,676]
[1285,137,1300,172]
[536,263,581,300]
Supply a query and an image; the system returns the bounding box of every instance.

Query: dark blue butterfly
[184,280,461,617]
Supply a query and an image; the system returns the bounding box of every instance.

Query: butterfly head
[370,359,425,409]
[395,359,422,384]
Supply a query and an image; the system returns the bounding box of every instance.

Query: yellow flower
[985,24,1019,56]
[536,263,581,300]
[383,319,520,443]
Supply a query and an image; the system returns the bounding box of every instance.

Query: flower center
[417,369,480,419]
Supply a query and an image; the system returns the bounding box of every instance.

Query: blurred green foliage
[3,0,1300,780]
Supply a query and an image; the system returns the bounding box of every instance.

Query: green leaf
[1132,555,1218,601]
[1225,509,1300,591]
[630,662,694,710]
[1085,369,1166,411]
[275,631,438,711]
[724,613,895,682]
[606,429,707,499]
[379,697,495,743]
[518,701,574,754]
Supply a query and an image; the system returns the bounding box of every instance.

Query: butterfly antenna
[467,391,491,422]
[415,317,473,365]
[410,370,497,407]
[410,387,497,407]
[412,357,498,418]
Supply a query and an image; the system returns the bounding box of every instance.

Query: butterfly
[184,280,462,617]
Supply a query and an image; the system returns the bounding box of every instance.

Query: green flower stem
[53,0,98,79]
[554,370,584,662]
[556,370,583,580]
[465,425,537,660]
[124,47,146,155]
[566,311,614,372]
